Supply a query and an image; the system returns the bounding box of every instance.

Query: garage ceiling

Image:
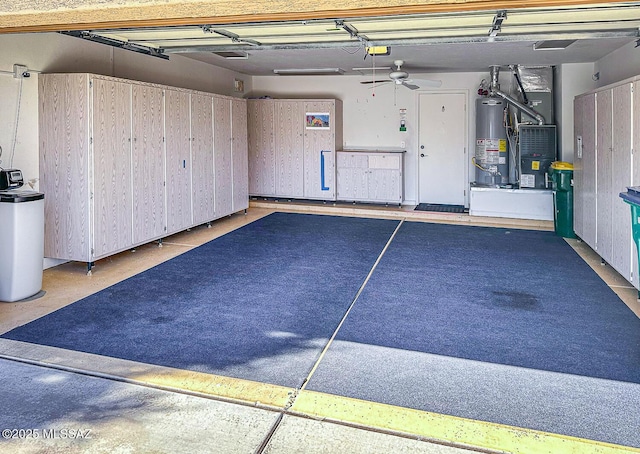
[61,2,640,75]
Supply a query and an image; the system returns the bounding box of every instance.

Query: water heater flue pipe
[488,66,545,125]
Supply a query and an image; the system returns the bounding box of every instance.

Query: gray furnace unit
[519,125,557,189]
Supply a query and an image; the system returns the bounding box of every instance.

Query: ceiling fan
[360,60,442,90]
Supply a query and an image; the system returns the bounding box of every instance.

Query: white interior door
[418,92,467,206]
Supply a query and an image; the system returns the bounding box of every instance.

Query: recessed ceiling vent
[212,51,249,59]
[533,40,577,51]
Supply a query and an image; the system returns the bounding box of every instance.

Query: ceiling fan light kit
[360,59,442,90]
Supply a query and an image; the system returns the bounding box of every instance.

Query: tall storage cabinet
[165,89,192,235]
[91,77,133,259]
[274,100,305,198]
[39,73,248,268]
[574,79,636,288]
[131,84,166,244]
[247,99,343,201]
[191,92,215,225]
[231,98,249,212]
[247,99,276,196]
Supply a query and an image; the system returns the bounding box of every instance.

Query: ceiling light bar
[273,68,345,75]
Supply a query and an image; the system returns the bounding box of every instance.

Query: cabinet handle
[321,150,330,191]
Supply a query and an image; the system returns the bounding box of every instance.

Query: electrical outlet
[400,141,406,149]
[13,64,28,78]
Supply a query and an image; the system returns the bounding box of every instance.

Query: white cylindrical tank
[475,98,509,186]
[0,191,44,302]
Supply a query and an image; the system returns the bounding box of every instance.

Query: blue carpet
[313,221,640,383]
[2,213,399,388]
[306,221,640,446]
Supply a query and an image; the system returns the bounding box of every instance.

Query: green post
[549,163,576,239]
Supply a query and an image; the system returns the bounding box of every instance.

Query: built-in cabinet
[247,99,343,201]
[165,89,192,235]
[39,73,248,268]
[336,151,404,204]
[574,78,637,288]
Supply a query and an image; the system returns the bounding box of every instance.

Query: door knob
[420,153,425,157]
[420,145,425,149]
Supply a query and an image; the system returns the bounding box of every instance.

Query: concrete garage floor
[0,204,638,453]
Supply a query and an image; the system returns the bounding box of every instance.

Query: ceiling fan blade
[360,80,391,85]
[407,78,442,88]
[402,82,420,90]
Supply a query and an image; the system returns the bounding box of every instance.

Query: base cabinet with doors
[39,73,248,270]
[574,77,638,288]
[247,98,343,201]
[336,150,404,205]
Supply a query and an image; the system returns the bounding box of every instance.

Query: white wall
[250,71,491,205]
[0,32,250,269]
[594,41,640,88]
[554,63,597,163]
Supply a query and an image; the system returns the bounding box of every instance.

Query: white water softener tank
[475,98,509,186]
[0,190,45,302]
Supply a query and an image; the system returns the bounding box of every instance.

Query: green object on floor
[548,161,576,239]
[619,187,640,299]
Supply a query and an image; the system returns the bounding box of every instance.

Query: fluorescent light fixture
[273,68,345,75]
[533,39,577,50]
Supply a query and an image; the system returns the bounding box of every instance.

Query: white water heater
[475,98,509,186]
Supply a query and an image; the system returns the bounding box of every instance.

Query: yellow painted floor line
[290,390,640,454]
[0,339,293,410]
[3,338,640,453]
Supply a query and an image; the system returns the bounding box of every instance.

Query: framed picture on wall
[306,112,330,129]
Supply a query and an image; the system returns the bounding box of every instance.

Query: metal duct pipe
[492,89,545,125]
[487,65,545,125]
[490,65,500,91]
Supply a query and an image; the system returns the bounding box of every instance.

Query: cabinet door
[596,90,613,263]
[132,84,165,244]
[214,96,233,217]
[367,154,402,203]
[92,78,133,259]
[336,152,368,201]
[303,101,336,200]
[573,96,585,239]
[40,74,91,261]
[581,93,597,250]
[232,98,249,212]
[611,84,633,282]
[191,93,215,224]
[634,82,640,288]
[247,100,276,196]
[165,89,192,234]
[275,101,304,197]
